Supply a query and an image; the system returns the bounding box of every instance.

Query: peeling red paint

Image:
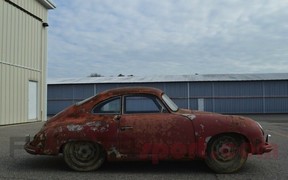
[24,87,273,172]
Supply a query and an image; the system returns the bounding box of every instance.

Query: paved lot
[0,115,288,180]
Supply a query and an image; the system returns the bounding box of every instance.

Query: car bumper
[262,134,273,153]
[24,134,41,155]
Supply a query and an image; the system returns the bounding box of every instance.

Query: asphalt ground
[0,115,288,180]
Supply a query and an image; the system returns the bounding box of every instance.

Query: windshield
[162,94,179,112]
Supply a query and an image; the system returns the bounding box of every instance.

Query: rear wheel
[63,141,105,171]
[205,135,248,173]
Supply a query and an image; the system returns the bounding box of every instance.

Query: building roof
[37,0,56,9]
[47,73,288,85]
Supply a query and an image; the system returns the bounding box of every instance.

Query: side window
[92,97,121,114]
[124,95,166,114]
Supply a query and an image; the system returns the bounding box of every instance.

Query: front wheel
[205,135,248,173]
[63,141,105,171]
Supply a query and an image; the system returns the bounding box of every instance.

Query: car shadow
[99,160,211,174]
[15,156,211,174]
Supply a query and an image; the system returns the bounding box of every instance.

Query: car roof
[75,87,165,107]
[99,86,164,97]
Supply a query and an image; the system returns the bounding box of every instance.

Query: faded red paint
[24,87,272,163]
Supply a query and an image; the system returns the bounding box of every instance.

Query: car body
[25,87,272,173]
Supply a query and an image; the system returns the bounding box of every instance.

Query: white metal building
[0,0,55,125]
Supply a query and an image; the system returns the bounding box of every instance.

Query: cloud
[47,0,288,78]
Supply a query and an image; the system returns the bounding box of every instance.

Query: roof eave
[37,0,56,9]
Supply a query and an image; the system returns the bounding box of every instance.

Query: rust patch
[86,121,109,132]
[182,114,196,120]
[108,147,126,158]
[67,124,84,132]
[200,124,205,132]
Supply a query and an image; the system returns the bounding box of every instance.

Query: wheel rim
[212,136,239,162]
[69,142,100,166]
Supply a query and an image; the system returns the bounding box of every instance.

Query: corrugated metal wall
[0,0,48,125]
[47,80,288,115]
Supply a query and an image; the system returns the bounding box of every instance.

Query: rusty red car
[25,87,272,173]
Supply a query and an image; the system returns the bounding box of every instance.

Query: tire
[205,135,248,173]
[63,141,105,171]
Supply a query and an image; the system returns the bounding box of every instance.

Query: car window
[124,95,166,114]
[92,97,121,114]
[162,94,179,112]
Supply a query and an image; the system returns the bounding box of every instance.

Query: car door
[88,96,121,149]
[117,94,196,161]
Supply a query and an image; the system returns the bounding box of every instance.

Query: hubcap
[75,144,93,160]
[72,143,98,163]
[213,137,238,162]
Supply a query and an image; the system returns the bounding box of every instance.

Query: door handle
[120,126,133,131]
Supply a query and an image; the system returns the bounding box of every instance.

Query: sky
[47,0,288,78]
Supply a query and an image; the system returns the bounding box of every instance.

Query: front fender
[192,114,267,158]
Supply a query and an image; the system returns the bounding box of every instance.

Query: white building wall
[0,0,54,125]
